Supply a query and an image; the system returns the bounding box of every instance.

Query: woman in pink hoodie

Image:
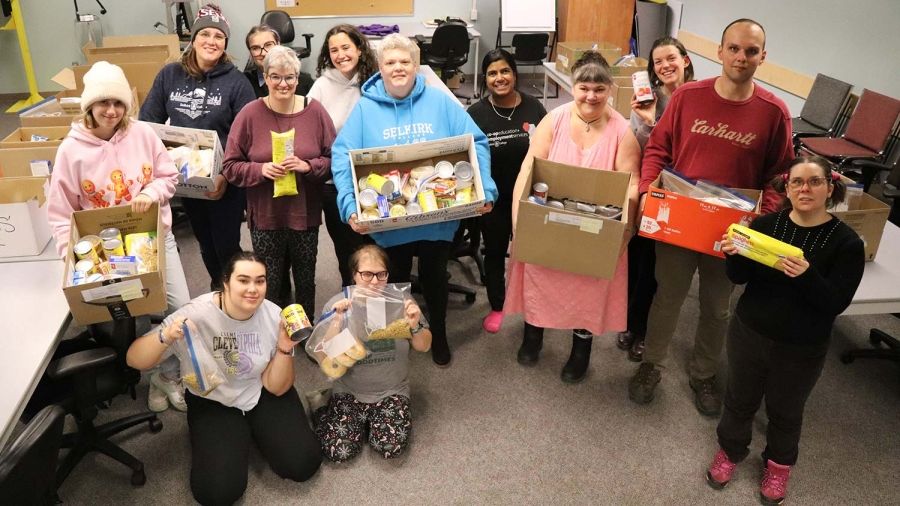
[47,61,191,413]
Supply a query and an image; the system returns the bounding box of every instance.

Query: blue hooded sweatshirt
[332,72,498,248]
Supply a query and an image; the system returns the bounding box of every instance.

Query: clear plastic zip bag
[173,320,225,396]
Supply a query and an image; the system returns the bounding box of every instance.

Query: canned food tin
[405,201,423,215]
[532,182,549,205]
[358,177,370,191]
[435,160,454,179]
[366,172,395,196]
[102,238,125,257]
[453,161,474,182]
[282,304,313,342]
[389,204,407,217]
[632,70,654,104]
[547,199,565,209]
[359,188,379,209]
[417,189,438,212]
[98,227,122,243]
[73,238,102,264]
[576,202,596,213]
[74,259,96,274]
[361,208,381,220]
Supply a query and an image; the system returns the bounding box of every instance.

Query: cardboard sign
[0,177,52,258]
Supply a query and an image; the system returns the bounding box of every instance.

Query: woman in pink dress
[506,51,641,383]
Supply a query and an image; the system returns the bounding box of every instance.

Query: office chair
[799,89,900,172]
[791,73,852,151]
[48,317,162,488]
[845,134,900,194]
[453,217,486,286]
[841,325,900,369]
[509,33,552,97]
[0,405,66,506]
[416,20,471,102]
[260,10,314,59]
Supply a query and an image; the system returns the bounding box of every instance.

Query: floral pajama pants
[314,393,411,462]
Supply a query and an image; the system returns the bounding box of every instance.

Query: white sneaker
[150,371,187,412]
[148,381,169,412]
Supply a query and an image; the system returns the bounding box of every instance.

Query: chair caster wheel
[840,352,854,364]
[149,418,163,433]
[131,468,146,487]
[465,293,476,304]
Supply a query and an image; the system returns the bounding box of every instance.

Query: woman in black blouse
[705,156,864,506]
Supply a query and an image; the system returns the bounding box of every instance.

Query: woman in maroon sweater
[223,45,336,314]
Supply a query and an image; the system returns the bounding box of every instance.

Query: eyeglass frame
[356,270,389,281]
[787,176,830,190]
[250,41,277,56]
[265,73,298,85]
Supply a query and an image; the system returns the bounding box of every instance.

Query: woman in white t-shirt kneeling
[127,251,321,505]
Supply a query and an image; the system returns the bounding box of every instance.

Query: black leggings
[625,234,657,337]
[182,185,245,289]
[322,184,371,287]
[481,202,512,312]
[385,240,451,356]
[185,387,321,506]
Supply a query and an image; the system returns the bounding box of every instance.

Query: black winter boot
[517,322,544,365]
[561,330,592,383]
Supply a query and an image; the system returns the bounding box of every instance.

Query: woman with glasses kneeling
[127,251,321,506]
[314,244,431,462]
[223,45,336,314]
[705,156,864,505]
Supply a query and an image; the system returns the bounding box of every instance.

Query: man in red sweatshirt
[628,19,793,416]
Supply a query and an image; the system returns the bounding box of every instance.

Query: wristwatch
[410,320,429,335]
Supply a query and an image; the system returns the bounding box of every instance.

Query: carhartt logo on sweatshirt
[690,119,757,147]
[382,123,434,143]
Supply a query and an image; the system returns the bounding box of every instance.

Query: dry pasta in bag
[272,128,298,198]
[346,283,421,341]
[172,320,225,396]
[304,310,367,380]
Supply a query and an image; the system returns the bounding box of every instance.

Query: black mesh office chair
[0,405,66,506]
[261,10,314,59]
[509,33,553,98]
[791,73,853,151]
[416,21,471,102]
[47,318,162,487]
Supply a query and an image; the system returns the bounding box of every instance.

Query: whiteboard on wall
[501,0,556,32]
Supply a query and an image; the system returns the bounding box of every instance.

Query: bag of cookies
[304,310,367,380]
[172,320,225,396]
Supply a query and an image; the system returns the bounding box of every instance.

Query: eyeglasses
[250,41,277,56]
[787,176,829,190]
[357,270,389,281]
[266,74,297,85]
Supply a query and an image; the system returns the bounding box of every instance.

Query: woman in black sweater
[705,156,865,505]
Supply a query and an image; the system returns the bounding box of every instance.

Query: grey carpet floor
[2,88,899,505]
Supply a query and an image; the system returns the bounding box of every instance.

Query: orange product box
[638,174,761,258]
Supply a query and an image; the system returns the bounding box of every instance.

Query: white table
[843,221,900,315]
[542,61,572,106]
[0,254,70,449]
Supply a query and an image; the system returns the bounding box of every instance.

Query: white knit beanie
[80,61,133,114]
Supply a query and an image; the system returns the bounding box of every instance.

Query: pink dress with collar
[503,103,629,334]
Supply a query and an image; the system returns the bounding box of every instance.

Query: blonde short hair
[378,33,420,67]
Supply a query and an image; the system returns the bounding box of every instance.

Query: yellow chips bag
[272,129,298,197]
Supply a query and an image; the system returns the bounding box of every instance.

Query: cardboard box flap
[52,62,163,94]
[147,122,219,148]
[0,146,59,178]
[51,67,77,90]
[82,40,174,65]
[0,176,48,205]
[73,204,159,238]
[352,134,473,166]
[532,157,632,206]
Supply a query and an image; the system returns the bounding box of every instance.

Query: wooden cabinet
[558,0,635,52]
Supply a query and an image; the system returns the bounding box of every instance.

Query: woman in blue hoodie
[331,33,498,366]
[140,4,256,292]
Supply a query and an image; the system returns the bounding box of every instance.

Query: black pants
[185,387,321,506]
[626,234,657,336]
[385,240,451,356]
[182,184,245,289]
[250,228,319,314]
[716,315,828,466]
[481,201,512,312]
[322,184,371,287]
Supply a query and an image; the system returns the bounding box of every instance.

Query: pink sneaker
[760,459,791,505]
[706,448,737,490]
[482,311,503,333]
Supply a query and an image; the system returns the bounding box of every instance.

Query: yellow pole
[4,0,44,113]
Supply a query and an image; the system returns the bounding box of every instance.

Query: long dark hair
[772,156,847,210]
[645,36,694,89]
[315,24,378,84]
[478,48,518,97]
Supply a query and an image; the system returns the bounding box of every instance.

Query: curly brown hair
[314,24,378,85]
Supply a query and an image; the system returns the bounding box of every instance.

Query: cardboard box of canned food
[639,173,761,258]
[62,203,166,325]
[512,157,632,279]
[348,134,486,233]
[831,175,890,261]
[0,176,52,258]
[146,122,223,199]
